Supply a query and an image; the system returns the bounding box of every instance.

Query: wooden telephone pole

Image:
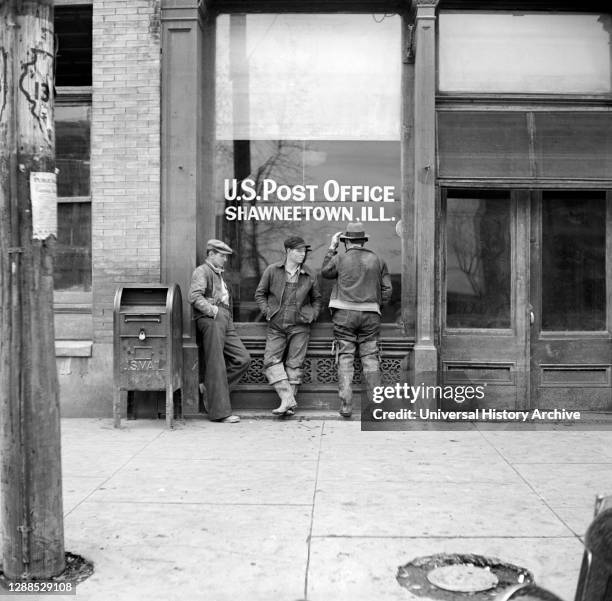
[0,0,65,579]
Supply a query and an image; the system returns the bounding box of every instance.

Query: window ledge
[55,340,93,358]
[54,304,92,314]
[436,93,612,107]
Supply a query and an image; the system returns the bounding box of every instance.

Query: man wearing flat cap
[255,236,322,416]
[189,239,250,423]
[322,222,392,418]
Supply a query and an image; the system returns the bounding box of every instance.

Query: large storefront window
[215,14,402,323]
[439,12,612,95]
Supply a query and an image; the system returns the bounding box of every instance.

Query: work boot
[362,370,382,421]
[271,379,297,415]
[363,370,382,403]
[337,369,353,418]
[285,384,299,416]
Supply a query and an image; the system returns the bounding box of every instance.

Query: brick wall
[91,0,162,342]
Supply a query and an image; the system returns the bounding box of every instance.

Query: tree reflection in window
[216,139,402,324]
[446,193,511,329]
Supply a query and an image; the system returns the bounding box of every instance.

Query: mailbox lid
[116,286,171,337]
[119,286,168,308]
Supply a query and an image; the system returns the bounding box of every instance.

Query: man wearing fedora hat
[321,222,392,418]
[255,236,322,416]
[189,239,251,423]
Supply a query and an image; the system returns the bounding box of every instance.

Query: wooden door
[530,191,612,410]
[440,189,530,410]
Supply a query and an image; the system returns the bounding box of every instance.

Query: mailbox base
[113,386,183,429]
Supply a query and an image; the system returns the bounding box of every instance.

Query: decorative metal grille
[381,359,402,383]
[240,357,267,384]
[240,356,403,386]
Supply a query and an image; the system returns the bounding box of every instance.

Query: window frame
[435,8,612,189]
[53,84,93,302]
[54,0,92,5]
[53,0,93,310]
[441,188,517,334]
[213,11,405,334]
[436,7,612,104]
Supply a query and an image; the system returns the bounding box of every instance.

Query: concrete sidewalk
[9,417,612,600]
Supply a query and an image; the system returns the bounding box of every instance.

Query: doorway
[440,188,611,411]
[530,191,611,410]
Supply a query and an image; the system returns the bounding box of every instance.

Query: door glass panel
[541,192,606,331]
[439,12,612,94]
[446,191,512,329]
[215,14,402,323]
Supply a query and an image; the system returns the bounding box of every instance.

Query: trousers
[332,309,381,413]
[196,307,250,420]
[263,322,310,385]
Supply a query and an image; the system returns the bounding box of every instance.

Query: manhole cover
[398,553,533,600]
[427,564,499,592]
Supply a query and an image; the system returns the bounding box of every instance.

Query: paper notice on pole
[30,172,57,240]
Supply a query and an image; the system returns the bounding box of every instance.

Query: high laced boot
[285,383,299,416]
[271,379,297,415]
[362,370,382,421]
[338,369,354,418]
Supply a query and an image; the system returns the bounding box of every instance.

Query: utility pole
[0,0,65,580]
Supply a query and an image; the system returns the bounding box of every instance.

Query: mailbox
[113,284,183,428]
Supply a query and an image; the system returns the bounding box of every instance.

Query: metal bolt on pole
[0,0,65,580]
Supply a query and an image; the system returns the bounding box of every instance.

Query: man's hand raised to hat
[330,231,343,251]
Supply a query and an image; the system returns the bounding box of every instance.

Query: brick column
[91,0,162,343]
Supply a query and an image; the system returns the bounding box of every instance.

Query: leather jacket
[255,262,322,324]
[321,247,392,306]
[189,261,230,318]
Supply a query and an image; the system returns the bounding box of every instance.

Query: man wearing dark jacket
[321,223,392,417]
[255,236,322,416]
[189,239,250,423]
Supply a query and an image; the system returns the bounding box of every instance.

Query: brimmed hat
[339,222,368,242]
[284,236,311,251]
[206,239,233,255]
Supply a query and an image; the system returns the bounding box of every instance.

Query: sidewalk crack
[63,428,166,518]
[477,429,583,541]
[304,420,325,601]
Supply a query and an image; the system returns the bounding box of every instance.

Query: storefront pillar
[161,0,215,412]
[401,13,416,338]
[412,0,439,393]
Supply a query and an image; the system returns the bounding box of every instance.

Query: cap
[339,222,368,242]
[284,236,311,251]
[206,239,233,255]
